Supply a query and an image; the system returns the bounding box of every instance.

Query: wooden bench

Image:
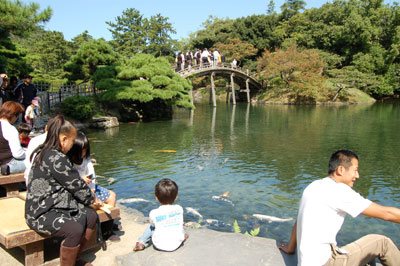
[0,173,25,197]
[0,197,120,265]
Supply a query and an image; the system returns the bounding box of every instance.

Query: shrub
[61,95,95,120]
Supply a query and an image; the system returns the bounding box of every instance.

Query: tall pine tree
[280,0,306,20]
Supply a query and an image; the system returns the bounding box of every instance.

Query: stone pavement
[0,204,382,266]
[116,228,296,266]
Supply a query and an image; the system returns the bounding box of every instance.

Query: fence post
[59,84,63,103]
[47,91,50,111]
[92,82,96,96]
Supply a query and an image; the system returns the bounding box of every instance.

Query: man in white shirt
[213,50,220,67]
[279,149,400,266]
[201,48,210,66]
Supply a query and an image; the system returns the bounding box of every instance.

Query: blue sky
[22,0,397,41]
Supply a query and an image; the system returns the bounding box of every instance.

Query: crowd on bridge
[175,48,237,72]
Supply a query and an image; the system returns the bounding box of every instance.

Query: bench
[0,197,120,265]
[0,173,25,197]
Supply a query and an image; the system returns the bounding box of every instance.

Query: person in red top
[18,123,31,148]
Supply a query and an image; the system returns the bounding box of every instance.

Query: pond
[87,102,400,246]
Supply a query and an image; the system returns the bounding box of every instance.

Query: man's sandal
[133,242,145,252]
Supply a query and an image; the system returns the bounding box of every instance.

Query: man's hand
[278,242,296,254]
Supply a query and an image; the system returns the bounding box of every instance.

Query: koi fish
[118,198,151,204]
[252,214,293,223]
[196,165,204,171]
[185,207,203,218]
[212,195,234,206]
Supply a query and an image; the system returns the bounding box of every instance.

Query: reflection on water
[88,102,400,246]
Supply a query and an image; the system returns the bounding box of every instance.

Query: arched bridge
[175,63,263,106]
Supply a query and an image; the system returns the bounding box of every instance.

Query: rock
[90,116,119,129]
[116,228,297,266]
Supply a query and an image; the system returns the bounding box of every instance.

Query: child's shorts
[95,185,111,202]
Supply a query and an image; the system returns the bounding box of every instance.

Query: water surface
[88,102,400,246]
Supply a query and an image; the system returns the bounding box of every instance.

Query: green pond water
[88,102,400,246]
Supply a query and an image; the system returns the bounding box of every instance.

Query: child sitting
[18,123,31,148]
[67,131,120,241]
[133,178,188,252]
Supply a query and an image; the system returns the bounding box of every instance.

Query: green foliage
[96,54,194,109]
[0,0,51,76]
[14,29,70,81]
[107,8,176,57]
[233,220,260,237]
[70,30,94,51]
[213,38,258,66]
[258,43,328,102]
[0,0,52,36]
[61,95,95,121]
[233,220,241,233]
[189,16,235,50]
[64,39,119,82]
[186,0,400,99]
[280,0,306,20]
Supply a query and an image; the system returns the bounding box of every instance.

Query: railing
[33,82,98,112]
[174,63,254,78]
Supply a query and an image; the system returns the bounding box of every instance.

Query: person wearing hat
[24,99,39,129]
[14,75,37,111]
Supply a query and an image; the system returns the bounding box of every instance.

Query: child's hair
[67,131,90,165]
[18,123,32,133]
[32,115,75,165]
[155,178,178,205]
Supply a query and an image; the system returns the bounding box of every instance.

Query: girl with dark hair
[67,131,120,242]
[68,131,117,207]
[25,115,102,266]
[0,101,26,175]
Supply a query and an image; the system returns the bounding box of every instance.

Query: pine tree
[267,0,276,15]
[64,39,119,82]
[145,14,177,57]
[280,0,306,20]
[0,0,51,74]
[106,8,147,56]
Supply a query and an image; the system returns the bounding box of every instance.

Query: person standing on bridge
[180,52,185,71]
[194,49,201,66]
[185,50,193,69]
[201,48,210,66]
[231,59,237,69]
[213,50,220,67]
[176,52,183,72]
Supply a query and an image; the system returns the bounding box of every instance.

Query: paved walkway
[0,205,381,266]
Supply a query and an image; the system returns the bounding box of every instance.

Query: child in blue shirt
[133,178,188,252]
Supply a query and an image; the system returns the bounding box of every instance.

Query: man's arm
[278,221,297,254]
[362,202,400,223]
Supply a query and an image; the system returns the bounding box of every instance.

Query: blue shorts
[95,185,111,202]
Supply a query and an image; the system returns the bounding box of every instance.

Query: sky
[22,0,397,41]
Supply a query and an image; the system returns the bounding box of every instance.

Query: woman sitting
[25,115,102,266]
[0,101,26,175]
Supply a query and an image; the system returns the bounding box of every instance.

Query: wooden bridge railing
[174,63,254,79]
